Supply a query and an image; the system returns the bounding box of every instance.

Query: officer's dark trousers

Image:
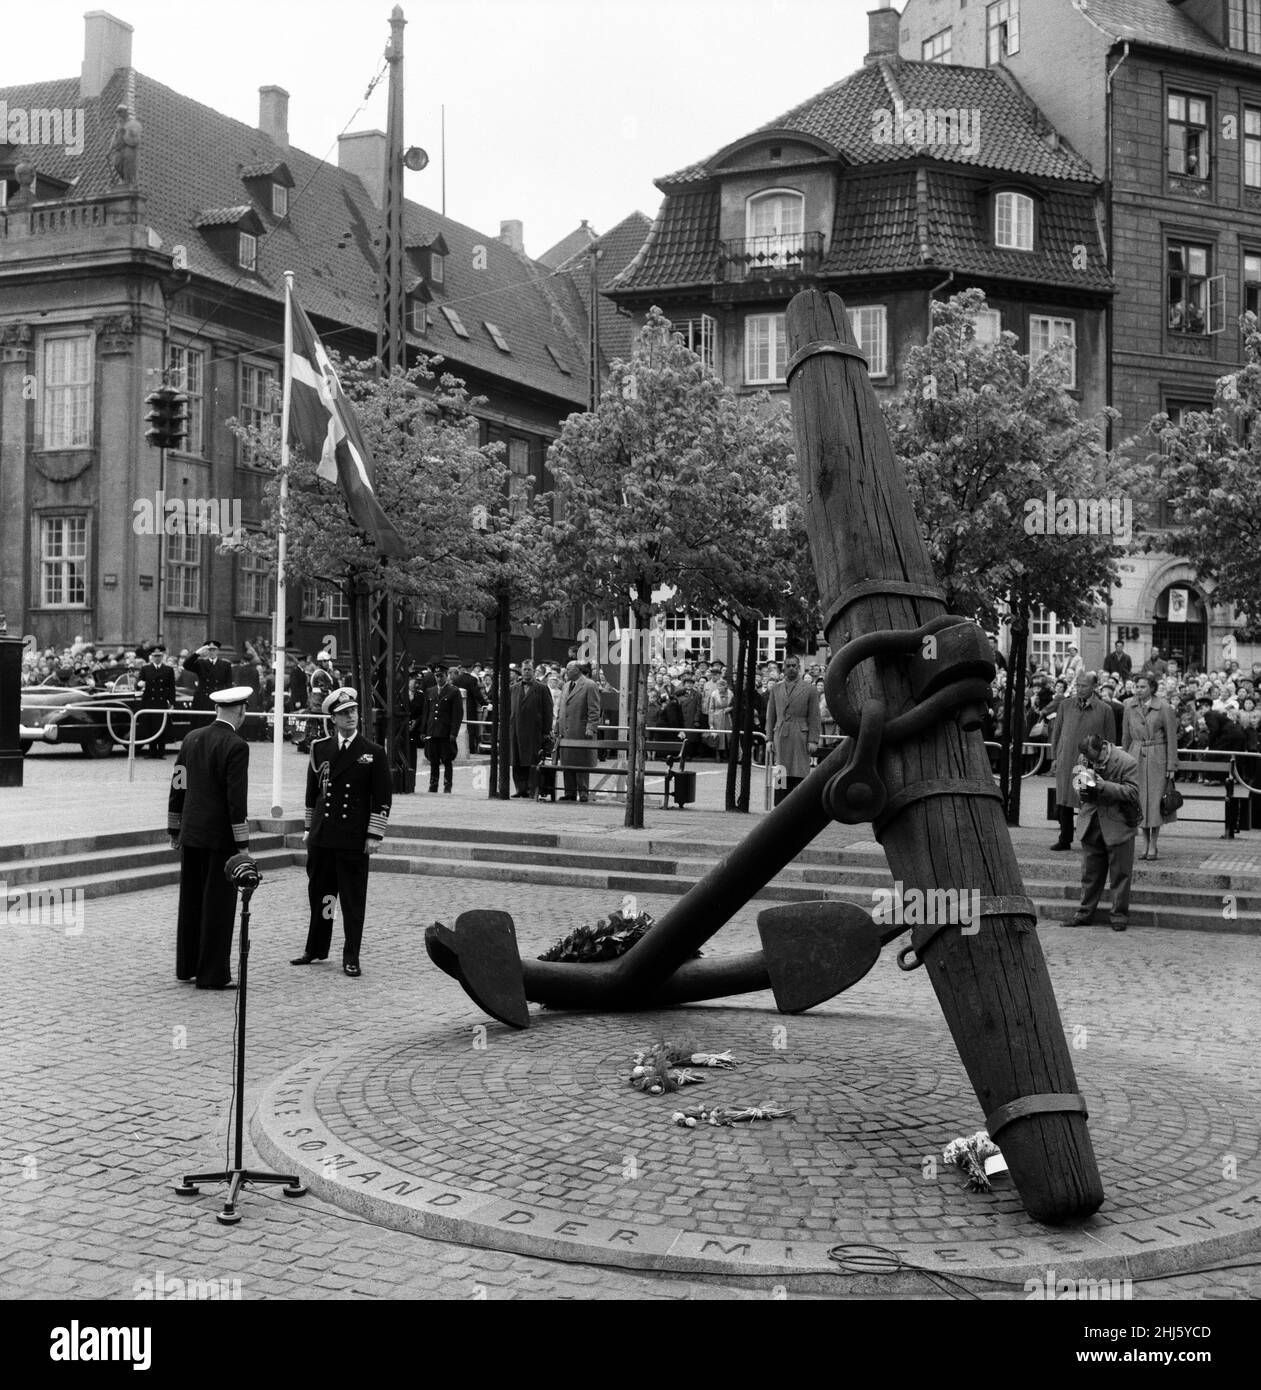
[425,739,454,791]
[176,847,237,987]
[305,842,369,960]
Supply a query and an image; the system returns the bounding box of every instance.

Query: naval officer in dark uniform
[291,688,392,977]
[136,645,176,757]
[183,640,234,713]
[167,685,252,989]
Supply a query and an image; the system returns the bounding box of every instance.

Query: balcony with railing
[715,231,824,299]
[0,191,149,258]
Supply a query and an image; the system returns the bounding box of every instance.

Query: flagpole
[272,271,295,817]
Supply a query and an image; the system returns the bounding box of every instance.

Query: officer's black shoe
[290,953,327,965]
[343,960,361,977]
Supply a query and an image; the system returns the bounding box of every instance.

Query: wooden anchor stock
[783,289,1103,1223]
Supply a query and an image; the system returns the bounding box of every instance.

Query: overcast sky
[2,0,871,257]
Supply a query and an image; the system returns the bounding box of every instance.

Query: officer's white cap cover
[323,688,359,717]
[210,686,253,706]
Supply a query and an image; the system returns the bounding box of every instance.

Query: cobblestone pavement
[4,744,1260,1300]
[3,858,1259,1300]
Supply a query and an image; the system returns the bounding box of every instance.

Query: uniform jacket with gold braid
[167,719,250,851]
[305,732,392,850]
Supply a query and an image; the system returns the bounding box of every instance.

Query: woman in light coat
[705,678,733,753]
[1122,673,1179,859]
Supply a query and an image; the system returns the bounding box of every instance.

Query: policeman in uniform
[421,660,463,793]
[167,686,252,989]
[136,644,176,757]
[291,688,392,977]
[183,640,233,713]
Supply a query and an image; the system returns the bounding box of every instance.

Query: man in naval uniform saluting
[291,688,392,977]
[167,686,252,989]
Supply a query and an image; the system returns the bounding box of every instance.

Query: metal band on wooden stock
[986,1092,1089,1139]
[873,776,1002,838]
[896,893,1038,972]
[786,339,869,384]
[823,579,947,637]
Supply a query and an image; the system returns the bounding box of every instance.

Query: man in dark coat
[510,659,553,797]
[421,661,463,793]
[289,658,309,720]
[1050,671,1114,850]
[136,644,176,758]
[167,686,252,989]
[1103,641,1133,683]
[291,688,392,977]
[556,660,600,802]
[1070,733,1141,931]
[183,640,233,713]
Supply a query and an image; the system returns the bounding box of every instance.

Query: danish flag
[285,292,408,558]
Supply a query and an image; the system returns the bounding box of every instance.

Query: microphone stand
[175,865,306,1224]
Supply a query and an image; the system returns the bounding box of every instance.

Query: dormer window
[1229,0,1261,54]
[995,191,1034,250]
[238,232,257,271]
[195,205,266,271]
[411,301,428,335]
[272,183,288,218]
[746,189,805,270]
[431,250,444,284]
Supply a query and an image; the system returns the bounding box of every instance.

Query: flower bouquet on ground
[942,1130,1003,1193]
[671,1104,794,1128]
[628,1040,738,1094]
[538,909,657,963]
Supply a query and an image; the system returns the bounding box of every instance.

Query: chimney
[865,3,901,64]
[81,11,134,102]
[338,130,386,208]
[259,86,290,149]
[499,219,524,255]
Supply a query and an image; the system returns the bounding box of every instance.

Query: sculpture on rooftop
[109,105,142,187]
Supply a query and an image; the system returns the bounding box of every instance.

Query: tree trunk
[785,289,1102,1223]
[999,632,1014,816]
[1005,613,1030,826]
[725,619,745,812]
[494,588,511,799]
[739,616,757,812]
[625,601,649,829]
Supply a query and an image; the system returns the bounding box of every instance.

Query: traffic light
[284,613,296,652]
[144,387,189,450]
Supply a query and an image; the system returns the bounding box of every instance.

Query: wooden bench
[539,737,697,808]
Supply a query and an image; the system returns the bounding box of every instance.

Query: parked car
[18,685,201,758]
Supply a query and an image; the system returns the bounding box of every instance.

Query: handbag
[1160,785,1184,818]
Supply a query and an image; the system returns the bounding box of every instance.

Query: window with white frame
[995,191,1034,250]
[986,0,1020,65]
[237,545,272,617]
[1029,316,1078,389]
[1246,107,1261,188]
[300,586,349,622]
[1229,0,1261,53]
[744,313,788,385]
[410,299,428,335]
[166,532,202,612]
[238,231,257,271]
[1167,241,1212,334]
[43,335,93,449]
[430,249,444,284]
[39,515,88,607]
[972,309,1003,344]
[847,306,888,378]
[507,437,531,519]
[1029,607,1076,674]
[241,363,279,464]
[672,315,718,371]
[758,618,787,667]
[922,27,952,63]
[272,183,288,218]
[1245,251,1261,320]
[167,343,206,455]
[745,189,805,270]
[1168,92,1210,178]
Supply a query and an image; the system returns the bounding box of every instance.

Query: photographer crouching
[1069,733,1142,932]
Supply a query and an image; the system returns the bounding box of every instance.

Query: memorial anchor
[426,288,1104,1224]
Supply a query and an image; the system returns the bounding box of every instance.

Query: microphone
[224,852,261,889]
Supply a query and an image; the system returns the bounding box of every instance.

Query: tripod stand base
[175,1168,306,1224]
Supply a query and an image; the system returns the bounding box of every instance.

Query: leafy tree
[680,394,818,809]
[884,289,1142,822]
[547,307,771,827]
[1151,315,1261,624]
[230,352,505,739]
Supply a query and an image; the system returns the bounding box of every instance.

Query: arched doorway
[1152,584,1208,672]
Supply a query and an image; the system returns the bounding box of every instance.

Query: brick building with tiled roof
[608,14,1113,425]
[898,0,1261,674]
[0,12,597,665]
